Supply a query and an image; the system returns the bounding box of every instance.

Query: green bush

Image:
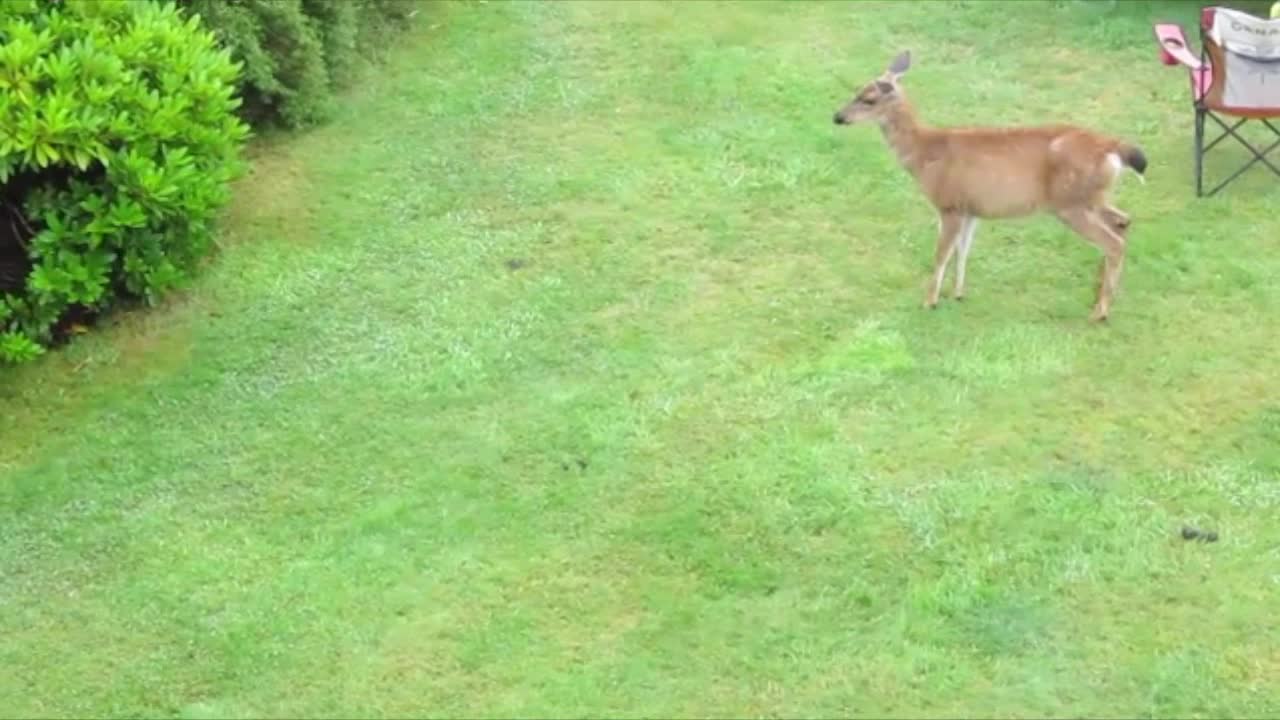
[177,0,418,130]
[0,0,250,364]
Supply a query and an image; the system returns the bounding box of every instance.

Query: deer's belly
[937,168,1045,218]
[969,195,1043,218]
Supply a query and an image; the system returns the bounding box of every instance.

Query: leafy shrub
[176,0,419,130]
[0,0,250,364]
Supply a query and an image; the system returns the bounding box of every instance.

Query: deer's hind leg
[1056,206,1127,322]
[1100,204,1130,236]
[925,211,965,309]
[1094,205,1132,298]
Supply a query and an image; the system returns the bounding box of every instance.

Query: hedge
[176,0,419,130]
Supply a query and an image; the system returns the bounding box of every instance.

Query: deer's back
[915,125,1121,218]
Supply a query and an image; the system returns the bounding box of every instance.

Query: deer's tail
[1119,143,1147,178]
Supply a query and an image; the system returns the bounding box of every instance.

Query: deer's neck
[878,99,926,175]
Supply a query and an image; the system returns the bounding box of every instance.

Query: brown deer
[833,50,1147,322]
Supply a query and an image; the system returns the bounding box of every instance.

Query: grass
[4,0,1280,717]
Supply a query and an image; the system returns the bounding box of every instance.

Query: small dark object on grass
[560,458,588,472]
[504,258,529,271]
[1181,525,1219,542]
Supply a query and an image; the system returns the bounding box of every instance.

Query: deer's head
[833,50,911,125]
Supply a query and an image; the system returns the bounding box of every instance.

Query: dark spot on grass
[504,258,529,271]
[560,458,587,472]
[1182,525,1219,542]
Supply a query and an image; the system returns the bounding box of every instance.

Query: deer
[832,50,1147,322]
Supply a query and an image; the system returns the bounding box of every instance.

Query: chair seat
[1155,21,1280,117]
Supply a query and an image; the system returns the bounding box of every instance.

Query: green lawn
[4,1,1280,717]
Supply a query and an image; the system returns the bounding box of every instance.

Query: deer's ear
[887,50,911,76]
[875,80,895,95]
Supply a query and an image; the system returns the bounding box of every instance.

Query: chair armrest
[1155,23,1203,69]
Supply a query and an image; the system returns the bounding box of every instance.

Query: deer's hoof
[1089,308,1110,323]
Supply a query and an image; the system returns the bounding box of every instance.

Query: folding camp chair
[1154,6,1280,197]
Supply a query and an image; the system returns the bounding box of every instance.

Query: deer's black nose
[832,113,845,125]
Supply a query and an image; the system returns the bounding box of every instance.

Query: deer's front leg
[925,211,964,309]
[952,215,978,300]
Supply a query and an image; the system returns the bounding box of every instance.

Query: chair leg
[1194,107,1206,198]
[1201,112,1280,198]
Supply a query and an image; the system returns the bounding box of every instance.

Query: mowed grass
[4,1,1280,717]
